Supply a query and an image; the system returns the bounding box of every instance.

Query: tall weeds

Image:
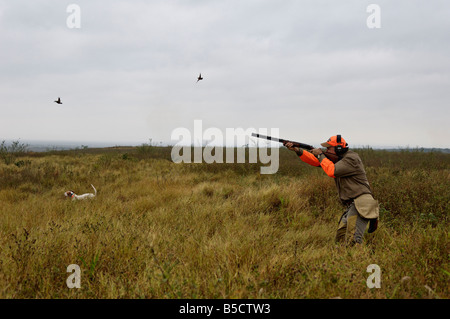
[0,147,448,298]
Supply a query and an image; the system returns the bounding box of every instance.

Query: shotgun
[251,133,340,163]
[251,133,314,150]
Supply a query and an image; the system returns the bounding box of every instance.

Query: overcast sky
[1,0,449,148]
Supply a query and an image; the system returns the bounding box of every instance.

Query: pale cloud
[0,0,449,148]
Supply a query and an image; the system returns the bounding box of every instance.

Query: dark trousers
[336,202,369,245]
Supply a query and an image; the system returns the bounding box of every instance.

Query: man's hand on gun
[283,142,305,157]
[284,141,324,157]
[283,141,299,153]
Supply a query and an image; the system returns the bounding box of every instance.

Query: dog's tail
[91,184,97,196]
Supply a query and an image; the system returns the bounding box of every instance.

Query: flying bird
[197,73,203,83]
[54,97,62,104]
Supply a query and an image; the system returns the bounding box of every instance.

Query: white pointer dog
[65,184,97,200]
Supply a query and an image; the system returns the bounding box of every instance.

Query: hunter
[284,135,379,245]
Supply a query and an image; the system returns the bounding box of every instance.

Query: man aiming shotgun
[253,133,379,245]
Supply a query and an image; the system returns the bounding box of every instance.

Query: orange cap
[321,135,347,148]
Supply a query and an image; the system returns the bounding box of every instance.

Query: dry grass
[0,146,448,299]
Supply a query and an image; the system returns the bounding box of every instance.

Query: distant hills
[2,139,449,154]
[26,142,450,154]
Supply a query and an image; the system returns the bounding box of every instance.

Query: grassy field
[0,143,448,299]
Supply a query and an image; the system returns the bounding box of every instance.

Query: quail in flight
[54,97,62,104]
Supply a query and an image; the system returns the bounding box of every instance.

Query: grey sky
[0,0,449,148]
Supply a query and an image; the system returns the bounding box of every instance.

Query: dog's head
[64,191,75,198]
